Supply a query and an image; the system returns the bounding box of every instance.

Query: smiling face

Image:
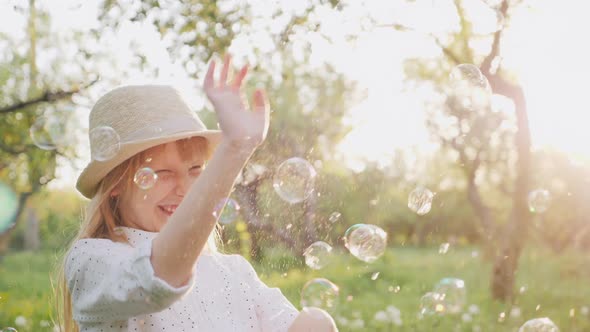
[112,137,208,232]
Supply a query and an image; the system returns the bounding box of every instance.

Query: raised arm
[151,54,270,287]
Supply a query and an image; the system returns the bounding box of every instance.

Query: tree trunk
[234,183,263,261]
[0,192,33,257]
[234,182,298,261]
[489,82,530,301]
[24,207,40,251]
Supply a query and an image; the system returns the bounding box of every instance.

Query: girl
[54,55,338,332]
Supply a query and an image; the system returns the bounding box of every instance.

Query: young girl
[54,55,338,331]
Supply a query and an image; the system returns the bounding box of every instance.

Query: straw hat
[76,85,222,199]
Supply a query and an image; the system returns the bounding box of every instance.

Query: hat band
[123,117,205,143]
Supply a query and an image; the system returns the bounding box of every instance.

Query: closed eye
[189,165,203,175]
[155,170,174,180]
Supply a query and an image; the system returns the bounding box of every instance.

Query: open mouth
[158,205,178,216]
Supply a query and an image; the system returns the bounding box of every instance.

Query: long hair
[52,137,221,331]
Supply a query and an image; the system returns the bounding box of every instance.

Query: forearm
[151,140,254,287]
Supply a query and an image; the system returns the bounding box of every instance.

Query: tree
[0,0,97,253]
[378,0,531,301]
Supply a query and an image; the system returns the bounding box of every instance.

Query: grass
[1,245,589,331]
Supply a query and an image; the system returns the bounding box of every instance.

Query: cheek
[140,184,174,205]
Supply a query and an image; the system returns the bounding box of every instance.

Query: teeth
[161,206,177,214]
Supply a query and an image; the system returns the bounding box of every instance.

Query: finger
[204,60,216,91]
[252,89,268,113]
[253,89,271,133]
[232,65,249,90]
[219,54,232,88]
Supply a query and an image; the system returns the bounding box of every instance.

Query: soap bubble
[408,187,434,215]
[439,242,450,254]
[0,182,18,234]
[303,241,333,270]
[133,167,158,190]
[449,64,492,112]
[90,126,120,161]
[273,157,316,204]
[528,189,551,213]
[29,113,69,150]
[213,198,241,225]
[450,64,490,91]
[300,278,339,311]
[518,317,560,332]
[344,224,387,263]
[420,292,446,316]
[433,278,466,314]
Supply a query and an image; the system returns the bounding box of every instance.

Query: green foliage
[259,246,590,331]
[9,190,82,251]
[0,250,57,331]
[1,246,589,331]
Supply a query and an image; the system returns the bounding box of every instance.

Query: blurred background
[1,0,589,331]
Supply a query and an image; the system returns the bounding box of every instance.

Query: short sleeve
[65,238,195,323]
[232,255,299,332]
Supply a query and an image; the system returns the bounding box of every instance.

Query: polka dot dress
[65,227,299,331]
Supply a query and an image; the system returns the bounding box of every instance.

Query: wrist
[221,136,259,151]
[218,138,257,159]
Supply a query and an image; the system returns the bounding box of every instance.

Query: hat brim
[76,130,223,199]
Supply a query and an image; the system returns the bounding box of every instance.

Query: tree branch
[0,77,99,114]
[480,0,509,77]
[234,182,298,250]
[375,23,463,65]
[0,141,29,155]
[438,133,495,238]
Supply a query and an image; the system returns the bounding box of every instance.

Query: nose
[174,173,192,197]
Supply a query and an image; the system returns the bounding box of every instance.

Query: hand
[288,307,339,332]
[203,54,270,149]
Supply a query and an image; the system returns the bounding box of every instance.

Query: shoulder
[214,253,256,272]
[66,238,133,269]
[221,253,251,265]
[68,238,132,256]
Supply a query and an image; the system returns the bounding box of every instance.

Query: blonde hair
[52,137,221,331]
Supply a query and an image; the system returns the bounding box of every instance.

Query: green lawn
[1,245,589,331]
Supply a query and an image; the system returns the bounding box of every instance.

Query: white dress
[65,226,299,331]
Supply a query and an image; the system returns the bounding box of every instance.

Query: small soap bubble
[303,241,333,270]
[90,126,120,161]
[439,242,450,254]
[433,278,466,314]
[518,317,560,332]
[344,224,387,263]
[408,187,434,215]
[420,292,446,315]
[212,198,241,225]
[0,182,19,233]
[273,157,317,204]
[29,113,69,150]
[133,167,158,190]
[528,189,551,213]
[300,278,339,311]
